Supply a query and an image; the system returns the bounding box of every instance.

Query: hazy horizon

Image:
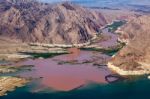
[39,0,150,7]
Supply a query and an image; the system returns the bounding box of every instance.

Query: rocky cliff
[0,0,107,44]
[109,15,150,75]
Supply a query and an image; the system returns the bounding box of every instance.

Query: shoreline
[0,76,28,96]
[108,62,150,76]
[107,22,150,76]
[28,34,98,48]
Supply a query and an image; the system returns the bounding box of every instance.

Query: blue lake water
[2,77,150,99]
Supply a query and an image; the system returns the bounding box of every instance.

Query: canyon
[0,0,150,98]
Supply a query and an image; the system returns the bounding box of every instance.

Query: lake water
[14,49,114,91]
[1,22,149,99]
[2,47,150,99]
[2,76,150,99]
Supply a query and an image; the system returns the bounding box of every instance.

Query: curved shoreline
[108,22,150,76]
[108,62,150,76]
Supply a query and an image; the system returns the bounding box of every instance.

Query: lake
[2,76,150,99]
[1,47,149,99]
[1,21,149,99]
[14,48,115,91]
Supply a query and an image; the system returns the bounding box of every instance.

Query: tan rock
[109,15,150,75]
[0,76,28,96]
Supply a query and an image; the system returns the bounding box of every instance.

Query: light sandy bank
[0,76,28,96]
[108,62,150,76]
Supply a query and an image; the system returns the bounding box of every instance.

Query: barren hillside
[109,15,150,74]
[0,0,107,44]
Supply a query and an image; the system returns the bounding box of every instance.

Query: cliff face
[0,0,107,44]
[109,15,150,74]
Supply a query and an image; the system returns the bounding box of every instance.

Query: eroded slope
[0,0,107,44]
[109,15,150,75]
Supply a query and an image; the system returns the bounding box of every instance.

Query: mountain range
[0,0,107,44]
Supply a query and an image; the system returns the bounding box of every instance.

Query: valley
[0,18,124,96]
[0,0,150,99]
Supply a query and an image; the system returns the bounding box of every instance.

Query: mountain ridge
[108,15,150,75]
[0,0,107,44]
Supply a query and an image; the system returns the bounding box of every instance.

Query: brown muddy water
[1,26,122,96]
[12,27,121,93]
[16,48,116,92]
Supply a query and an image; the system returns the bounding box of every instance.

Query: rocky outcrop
[108,62,150,76]
[0,0,107,44]
[0,76,28,96]
[108,15,150,75]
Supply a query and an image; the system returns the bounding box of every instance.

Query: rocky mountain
[0,0,107,44]
[109,15,150,75]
